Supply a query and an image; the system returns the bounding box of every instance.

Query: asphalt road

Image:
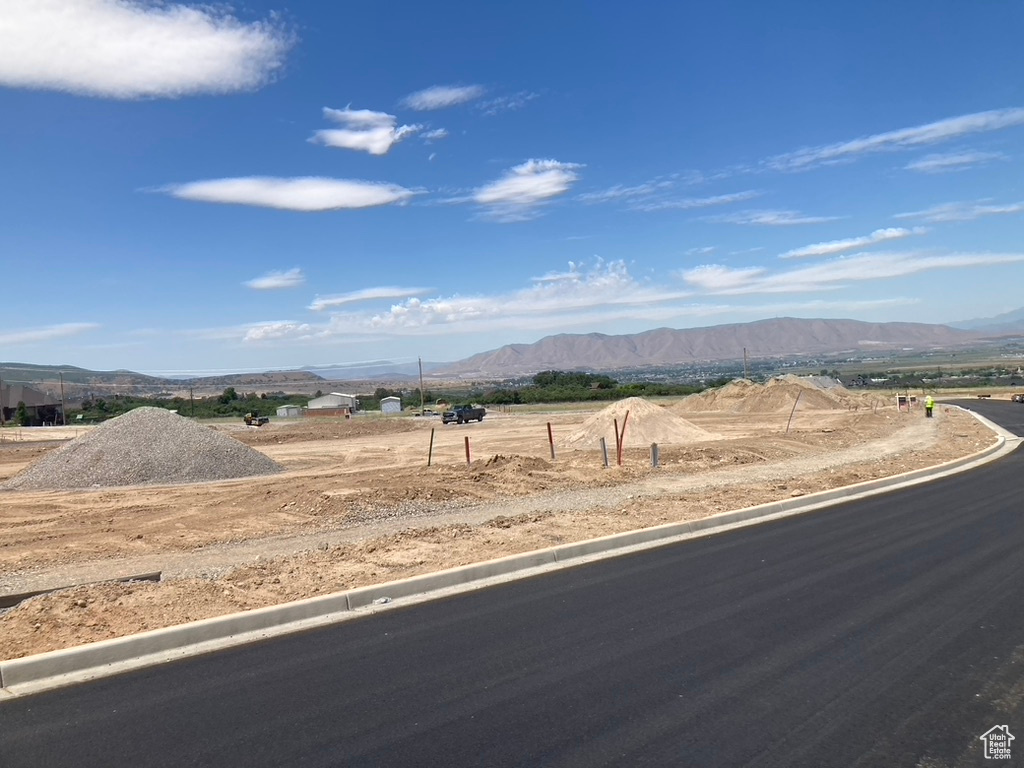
[2,402,1023,767]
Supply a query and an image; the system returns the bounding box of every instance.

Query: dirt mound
[479,454,552,472]
[677,375,866,414]
[565,397,715,448]
[3,407,283,491]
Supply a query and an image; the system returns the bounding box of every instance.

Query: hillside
[438,317,981,376]
[0,363,325,400]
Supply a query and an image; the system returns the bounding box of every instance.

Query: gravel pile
[3,407,284,491]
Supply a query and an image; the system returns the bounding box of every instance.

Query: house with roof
[0,383,63,426]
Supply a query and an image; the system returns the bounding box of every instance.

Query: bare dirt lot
[0,391,999,661]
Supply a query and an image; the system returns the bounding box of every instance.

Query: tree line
[477,370,718,404]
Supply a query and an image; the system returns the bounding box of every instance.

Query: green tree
[218,387,239,404]
[15,401,30,427]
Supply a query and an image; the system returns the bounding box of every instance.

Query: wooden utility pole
[743,347,749,380]
[418,357,425,415]
[59,371,66,426]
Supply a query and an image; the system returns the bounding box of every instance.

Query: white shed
[308,392,358,410]
[276,405,303,418]
[380,396,401,414]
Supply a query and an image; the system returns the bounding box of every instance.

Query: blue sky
[3,1,1024,375]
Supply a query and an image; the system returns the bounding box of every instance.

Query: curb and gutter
[1,407,1018,699]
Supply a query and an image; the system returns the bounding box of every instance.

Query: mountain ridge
[436,317,984,376]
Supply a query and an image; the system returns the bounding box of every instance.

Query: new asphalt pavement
[2,399,1023,767]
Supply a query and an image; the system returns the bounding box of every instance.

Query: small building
[308,392,357,410]
[0,383,63,426]
[306,392,357,417]
[380,396,401,415]
[276,405,303,418]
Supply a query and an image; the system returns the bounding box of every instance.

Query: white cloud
[402,84,485,111]
[474,159,582,221]
[681,265,767,293]
[904,151,1004,173]
[704,209,840,226]
[321,107,393,128]
[244,268,305,290]
[680,251,1024,295]
[164,176,417,211]
[635,190,762,212]
[312,106,421,155]
[421,128,449,141]
[309,287,430,311]
[0,322,99,345]
[0,0,291,99]
[242,321,313,343]
[780,227,926,259]
[477,91,540,116]
[765,108,1024,171]
[895,200,1024,222]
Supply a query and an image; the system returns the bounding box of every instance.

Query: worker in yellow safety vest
[924,394,935,418]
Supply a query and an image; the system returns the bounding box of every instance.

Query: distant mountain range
[434,317,987,377]
[949,306,1024,335]
[5,311,1023,390]
[0,362,324,397]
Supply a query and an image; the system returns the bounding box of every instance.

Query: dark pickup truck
[442,405,486,424]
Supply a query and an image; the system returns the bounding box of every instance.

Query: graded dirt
[0,394,999,660]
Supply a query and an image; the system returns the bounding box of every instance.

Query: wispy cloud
[0,0,292,99]
[0,322,99,346]
[578,181,672,205]
[894,199,1024,222]
[904,151,1004,173]
[244,268,305,290]
[474,159,582,221]
[635,190,762,212]
[341,260,694,333]
[577,173,708,206]
[421,128,449,141]
[163,176,417,212]
[765,108,1024,171]
[402,84,485,111]
[477,91,540,116]
[311,106,421,155]
[239,260,700,344]
[780,227,926,259]
[704,209,840,226]
[681,251,1024,295]
[231,247,1024,348]
[309,287,430,311]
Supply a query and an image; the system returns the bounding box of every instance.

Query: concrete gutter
[2,407,1018,699]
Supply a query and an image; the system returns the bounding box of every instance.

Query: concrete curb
[2,412,1016,698]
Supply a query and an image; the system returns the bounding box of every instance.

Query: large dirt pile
[677,375,867,414]
[565,397,716,448]
[3,407,284,491]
